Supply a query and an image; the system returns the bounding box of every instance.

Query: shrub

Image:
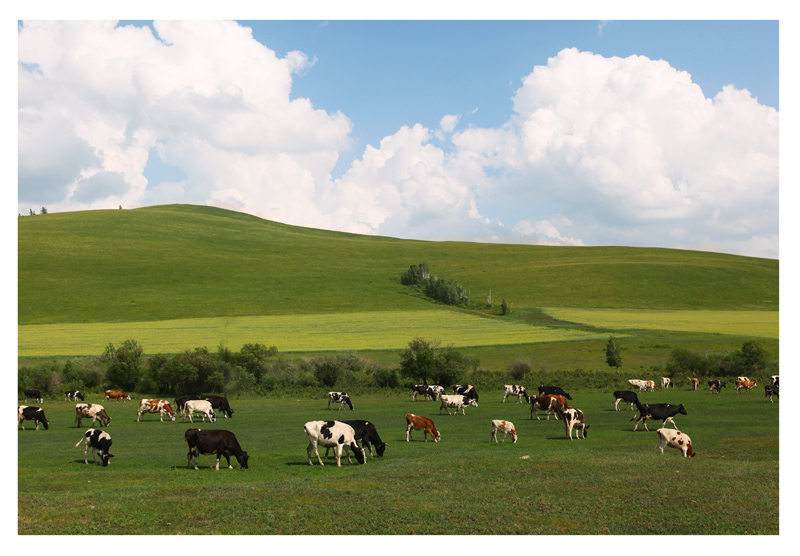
[507,358,531,381]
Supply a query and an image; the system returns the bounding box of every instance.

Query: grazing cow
[628,379,657,392]
[201,395,234,418]
[656,428,696,458]
[65,390,85,402]
[327,391,354,411]
[18,406,49,430]
[182,399,216,423]
[75,429,114,466]
[764,384,779,403]
[613,390,639,411]
[23,389,43,403]
[503,385,530,403]
[405,413,441,442]
[304,420,366,467]
[661,377,674,389]
[689,378,700,391]
[538,385,572,400]
[439,394,478,415]
[771,375,779,386]
[452,384,479,402]
[184,428,249,470]
[555,407,589,440]
[735,379,757,393]
[325,419,387,459]
[103,390,131,402]
[708,380,726,394]
[174,396,201,413]
[490,420,517,444]
[412,385,436,401]
[428,385,445,400]
[74,403,111,427]
[632,401,687,432]
[529,395,561,421]
[137,399,176,422]
[736,376,750,383]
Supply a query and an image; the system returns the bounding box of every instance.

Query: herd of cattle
[18,374,779,469]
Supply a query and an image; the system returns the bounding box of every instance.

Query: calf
[490,420,517,444]
[325,419,387,459]
[65,390,85,402]
[439,394,478,415]
[764,384,779,403]
[656,428,696,458]
[556,407,589,440]
[411,384,435,401]
[202,395,234,418]
[538,385,572,400]
[632,401,687,432]
[182,399,216,423]
[613,390,639,411]
[661,377,674,389]
[137,399,177,422]
[735,379,757,393]
[453,384,479,402]
[529,395,561,421]
[503,385,529,403]
[103,390,131,402]
[75,403,111,427]
[18,406,49,430]
[185,428,249,470]
[23,389,42,403]
[328,391,354,411]
[75,429,114,466]
[304,420,366,467]
[689,378,700,391]
[708,380,726,394]
[405,413,441,442]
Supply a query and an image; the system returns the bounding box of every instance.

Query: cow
[764,384,779,403]
[547,394,570,415]
[137,399,176,422]
[656,428,696,458]
[503,385,529,403]
[174,396,201,413]
[103,390,131,402]
[75,429,114,466]
[18,406,49,430]
[538,385,572,400]
[555,407,589,440]
[736,376,750,383]
[304,420,366,467]
[184,428,249,470]
[325,419,387,459]
[613,390,639,411]
[661,377,674,389]
[412,384,436,401]
[74,403,111,427]
[405,413,441,442]
[632,401,687,432]
[328,391,354,411]
[428,385,445,400]
[771,375,779,386]
[689,378,700,391]
[529,395,561,421]
[65,390,85,402]
[628,379,652,392]
[735,379,757,393]
[182,399,216,423]
[439,394,478,415]
[201,395,234,418]
[23,389,42,403]
[453,384,479,402]
[490,420,517,444]
[708,380,726,394]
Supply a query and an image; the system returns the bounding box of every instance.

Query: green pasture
[18,388,778,535]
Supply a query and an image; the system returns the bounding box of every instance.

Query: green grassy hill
[18,204,778,326]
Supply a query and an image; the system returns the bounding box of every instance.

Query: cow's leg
[406,424,412,442]
[335,444,343,467]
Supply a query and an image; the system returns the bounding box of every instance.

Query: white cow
[656,428,696,457]
[304,420,366,467]
[439,394,478,415]
[182,399,216,423]
[660,377,673,389]
[490,420,517,443]
[628,379,653,392]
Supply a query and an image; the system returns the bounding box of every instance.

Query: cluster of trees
[662,340,772,378]
[398,338,478,386]
[401,263,469,307]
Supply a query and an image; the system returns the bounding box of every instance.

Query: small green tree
[398,337,439,384]
[605,337,622,369]
[102,339,144,390]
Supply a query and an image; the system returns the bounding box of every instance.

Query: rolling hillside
[18,204,778,326]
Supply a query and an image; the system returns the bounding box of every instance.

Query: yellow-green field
[18,309,615,357]
[542,308,778,339]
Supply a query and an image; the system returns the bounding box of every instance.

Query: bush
[311,358,344,387]
[507,358,531,381]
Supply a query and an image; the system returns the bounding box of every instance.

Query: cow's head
[209,410,217,423]
[344,396,354,411]
[99,411,112,427]
[236,451,250,469]
[432,430,441,442]
[678,404,688,416]
[374,442,387,457]
[510,430,518,444]
[351,443,366,464]
[37,410,50,430]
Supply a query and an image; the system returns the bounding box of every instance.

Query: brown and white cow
[75,403,111,427]
[529,395,561,421]
[689,378,700,391]
[137,399,176,422]
[103,390,131,402]
[490,420,517,444]
[735,379,757,393]
[656,428,696,458]
[405,413,441,442]
[628,379,655,392]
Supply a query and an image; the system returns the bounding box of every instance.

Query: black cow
[18,406,49,430]
[453,384,479,402]
[65,390,85,402]
[632,401,688,432]
[613,390,639,411]
[328,391,354,411]
[184,428,250,470]
[75,429,114,466]
[175,396,202,413]
[708,380,726,394]
[326,419,387,459]
[764,384,779,403]
[538,386,572,400]
[412,384,436,401]
[23,389,42,403]
[201,395,235,418]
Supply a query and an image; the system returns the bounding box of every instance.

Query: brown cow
[103,390,131,402]
[405,413,440,442]
[529,395,562,420]
[735,379,757,393]
[689,378,700,391]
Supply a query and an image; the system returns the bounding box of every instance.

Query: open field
[18,389,778,535]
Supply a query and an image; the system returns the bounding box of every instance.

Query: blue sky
[18,18,780,258]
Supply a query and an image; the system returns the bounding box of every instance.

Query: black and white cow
[613,390,639,411]
[184,428,249,470]
[764,384,779,403]
[18,406,50,430]
[439,394,478,415]
[632,402,688,432]
[453,384,479,402]
[538,385,572,400]
[328,391,354,411]
[201,395,235,418]
[304,420,366,467]
[23,389,43,403]
[428,385,445,400]
[555,407,589,440]
[411,384,436,401]
[771,375,779,387]
[660,377,674,389]
[708,380,726,394]
[65,390,85,402]
[75,429,114,466]
[503,385,529,403]
[325,419,387,459]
